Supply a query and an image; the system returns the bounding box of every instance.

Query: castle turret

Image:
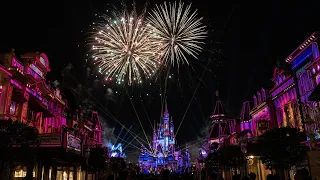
[163,100,170,151]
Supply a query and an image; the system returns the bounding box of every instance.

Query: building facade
[0,50,103,180]
[237,32,320,179]
[138,102,191,174]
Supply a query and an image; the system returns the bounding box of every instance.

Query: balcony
[25,67,42,83]
[11,58,24,72]
[9,59,25,81]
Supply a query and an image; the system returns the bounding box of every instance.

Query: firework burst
[91,9,162,85]
[147,1,207,67]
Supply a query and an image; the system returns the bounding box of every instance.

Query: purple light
[10,79,22,89]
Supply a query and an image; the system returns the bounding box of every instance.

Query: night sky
[1,0,320,161]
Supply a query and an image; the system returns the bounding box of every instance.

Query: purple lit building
[237,32,320,180]
[138,101,191,174]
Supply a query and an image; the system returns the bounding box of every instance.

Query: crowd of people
[103,166,311,180]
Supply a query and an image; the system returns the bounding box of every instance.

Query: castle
[138,101,191,174]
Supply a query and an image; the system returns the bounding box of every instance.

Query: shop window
[14,166,35,177]
[27,109,37,122]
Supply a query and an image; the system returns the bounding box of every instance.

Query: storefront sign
[39,134,61,147]
[67,134,81,153]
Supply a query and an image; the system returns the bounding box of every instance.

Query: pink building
[237,32,320,180]
[240,32,320,139]
[0,50,103,180]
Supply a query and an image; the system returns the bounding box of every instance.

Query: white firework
[92,9,162,85]
[147,1,207,67]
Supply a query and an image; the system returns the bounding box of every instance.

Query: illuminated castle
[138,101,190,173]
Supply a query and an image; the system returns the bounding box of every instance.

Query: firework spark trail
[147,1,207,67]
[125,87,153,152]
[123,133,141,151]
[60,65,150,149]
[114,125,125,145]
[119,124,134,144]
[91,8,162,85]
[139,98,153,129]
[175,57,211,137]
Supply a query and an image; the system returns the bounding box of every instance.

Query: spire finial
[164,98,168,114]
[215,90,219,98]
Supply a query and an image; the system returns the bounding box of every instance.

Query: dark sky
[1,0,320,160]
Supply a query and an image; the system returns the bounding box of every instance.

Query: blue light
[291,46,313,70]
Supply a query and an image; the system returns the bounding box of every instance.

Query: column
[36,160,42,180]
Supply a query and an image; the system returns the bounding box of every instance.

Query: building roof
[210,91,228,120]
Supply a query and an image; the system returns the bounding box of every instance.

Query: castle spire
[164,98,168,115]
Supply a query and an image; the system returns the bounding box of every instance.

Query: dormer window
[278,75,282,84]
[40,56,46,67]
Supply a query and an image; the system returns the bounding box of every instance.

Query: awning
[309,83,320,101]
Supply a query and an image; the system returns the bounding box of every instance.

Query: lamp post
[84,147,91,180]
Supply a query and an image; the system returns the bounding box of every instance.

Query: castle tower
[163,99,170,151]
[208,91,236,147]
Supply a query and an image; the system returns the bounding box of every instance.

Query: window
[307,70,314,91]
[312,43,320,59]
[27,109,36,122]
[40,56,47,66]
[30,64,43,77]
[10,101,17,115]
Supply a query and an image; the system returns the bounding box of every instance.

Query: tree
[205,151,220,173]
[88,147,108,179]
[257,127,309,170]
[218,145,245,171]
[0,119,40,180]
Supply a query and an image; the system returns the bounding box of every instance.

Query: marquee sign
[66,133,81,153]
[39,134,61,147]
